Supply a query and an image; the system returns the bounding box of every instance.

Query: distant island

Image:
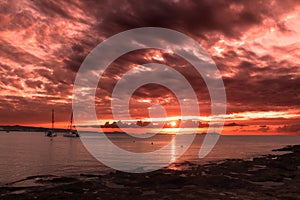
[80,120,246,129]
[0,125,69,133]
[0,121,246,133]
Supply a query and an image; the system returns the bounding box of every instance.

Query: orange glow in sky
[0,1,299,135]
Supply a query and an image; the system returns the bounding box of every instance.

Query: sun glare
[170,121,177,127]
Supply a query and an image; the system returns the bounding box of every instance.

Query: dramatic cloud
[0,0,299,134]
[277,124,300,133]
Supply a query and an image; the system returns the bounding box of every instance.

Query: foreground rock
[1,145,300,200]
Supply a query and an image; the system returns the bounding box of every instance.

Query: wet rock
[141,190,156,196]
[1,145,300,200]
[79,174,102,178]
[272,145,300,153]
[35,177,78,184]
[105,181,125,189]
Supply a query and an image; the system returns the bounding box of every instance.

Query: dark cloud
[0,0,300,128]
[277,124,300,133]
[55,0,300,74]
[87,0,271,38]
[212,45,300,113]
[0,39,42,65]
[258,125,270,132]
[0,95,72,124]
[224,122,247,127]
[32,1,75,19]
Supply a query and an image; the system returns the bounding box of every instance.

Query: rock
[105,182,125,189]
[142,190,156,196]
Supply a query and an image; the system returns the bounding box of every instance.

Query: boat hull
[45,131,57,137]
[63,131,79,138]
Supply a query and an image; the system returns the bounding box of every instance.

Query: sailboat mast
[70,112,73,130]
[52,109,54,131]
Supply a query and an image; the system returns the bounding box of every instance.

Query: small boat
[63,130,79,137]
[63,112,79,138]
[46,130,56,137]
[46,109,57,137]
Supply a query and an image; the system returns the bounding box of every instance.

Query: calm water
[0,131,300,185]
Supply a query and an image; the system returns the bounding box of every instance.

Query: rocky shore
[1,145,300,200]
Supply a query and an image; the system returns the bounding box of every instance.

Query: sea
[1,131,300,185]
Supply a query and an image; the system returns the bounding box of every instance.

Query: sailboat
[63,112,79,137]
[46,109,57,137]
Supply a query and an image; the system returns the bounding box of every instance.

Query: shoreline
[1,145,300,199]
[2,130,300,136]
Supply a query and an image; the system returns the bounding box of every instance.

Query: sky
[0,0,299,134]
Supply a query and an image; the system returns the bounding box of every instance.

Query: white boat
[63,112,79,138]
[46,109,57,137]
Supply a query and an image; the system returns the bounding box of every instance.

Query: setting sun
[170,121,177,127]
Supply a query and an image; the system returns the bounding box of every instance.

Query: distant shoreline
[1,127,300,136]
[0,125,71,133]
